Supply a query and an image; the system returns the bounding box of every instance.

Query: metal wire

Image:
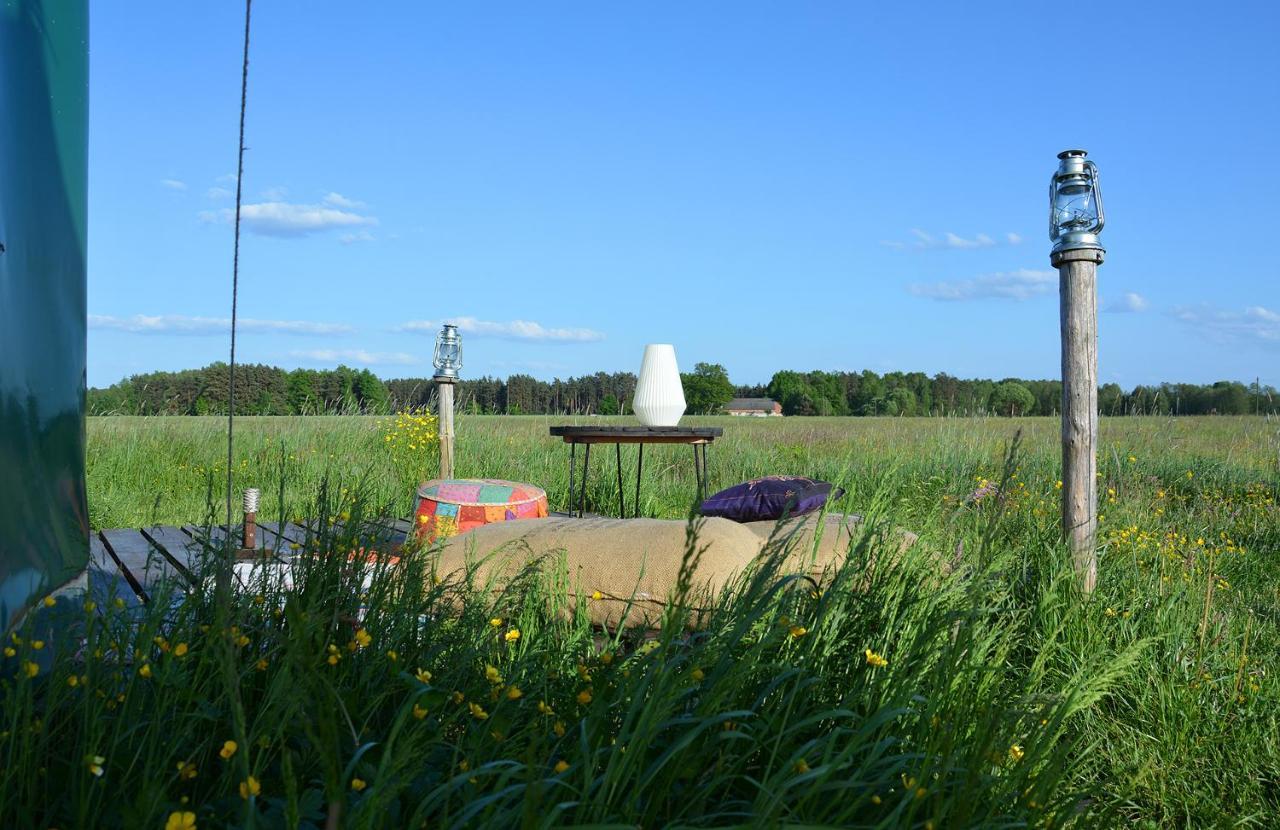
[224,0,253,559]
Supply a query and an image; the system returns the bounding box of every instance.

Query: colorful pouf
[413,479,548,542]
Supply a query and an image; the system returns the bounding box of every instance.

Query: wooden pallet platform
[90,513,582,605]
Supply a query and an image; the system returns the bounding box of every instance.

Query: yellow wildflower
[3,647,14,657]
[351,778,367,792]
[174,643,188,658]
[794,759,810,774]
[165,811,197,830]
[354,628,372,649]
[789,626,807,638]
[691,668,705,682]
[84,600,96,613]
[177,761,198,780]
[256,659,269,671]
[413,703,428,720]
[537,700,554,715]
[32,640,45,651]
[67,675,79,688]
[415,667,432,684]
[553,720,566,737]
[577,689,593,705]
[554,760,570,774]
[871,794,882,805]
[138,663,152,679]
[86,755,105,777]
[504,628,521,643]
[469,702,489,720]
[239,775,261,798]
[1008,744,1025,763]
[591,590,603,601]
[864,648,888,668]
[219,740,238,760]
[43,596,56,607]
[599,651,614,665]
[506,686,524,700]
[386,650,398,662]
[489,617,503,628]
[485,665,502,684]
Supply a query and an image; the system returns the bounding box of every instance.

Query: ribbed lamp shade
[633,344,686,426]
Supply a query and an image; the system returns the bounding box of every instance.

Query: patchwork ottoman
[413,478,548,542]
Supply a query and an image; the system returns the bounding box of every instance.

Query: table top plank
[550,425,722,444]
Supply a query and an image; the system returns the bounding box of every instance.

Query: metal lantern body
[1049,149,1105,254]
[433,323,463,381]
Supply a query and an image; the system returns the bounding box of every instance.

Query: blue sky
[88,1,1279,389]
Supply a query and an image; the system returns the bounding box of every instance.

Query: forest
[86,362,1277,417]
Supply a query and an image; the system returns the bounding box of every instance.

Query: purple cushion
[700,476,844,522]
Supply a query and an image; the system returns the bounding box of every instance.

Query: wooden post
[437,380,455,479]
[1054,246,1104,593]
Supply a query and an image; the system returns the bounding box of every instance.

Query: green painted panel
[0,0,89,628]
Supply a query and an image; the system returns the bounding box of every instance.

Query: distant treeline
[87,362,1278,417]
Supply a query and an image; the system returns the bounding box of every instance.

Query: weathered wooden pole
[1049,149,1106,593]
[436,381,455,479]
[432,323,463,480]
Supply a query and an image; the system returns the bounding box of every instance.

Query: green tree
[354,369,390,414]
[599,393,620,415]
[681,363,735,414]
[988,382,1036,417]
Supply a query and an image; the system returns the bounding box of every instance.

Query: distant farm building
[724,398,782,417]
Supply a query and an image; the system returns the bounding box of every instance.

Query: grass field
[2,414,1275,827]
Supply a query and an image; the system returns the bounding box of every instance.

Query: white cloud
[323,192,366,209]
[216,173,239,184]
[207,186,233,200]
[199,198,377,238]
[89,314,355,336]
[338,230,376,244]
[1171,305,1280,347]
[1105,292,1149,313]
[290,349,419,366]
[398,316,605,343]
[161,179,187,191]
[261,186,289,200]
[908,269,1056,301]
[884,229,1019,250]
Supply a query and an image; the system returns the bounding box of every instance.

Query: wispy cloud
[206,186,232,200]
[261,186,289,201]
[1171,304,1280,348]
[160,179,187,191]
[199,197,377,238]
[1105,292,1149,313]
[908,269,1055,301]
[398,316,605,343]
[323,192,366,209]
[290,349,419,366]
[89,314,355,336]
[338,230,376,244]
[882,229,1021,251]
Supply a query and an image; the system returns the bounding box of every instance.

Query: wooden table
[548,426,723,517]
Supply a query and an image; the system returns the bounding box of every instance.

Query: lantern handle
[1048,173,1060,242]
[1086,160,1104,234]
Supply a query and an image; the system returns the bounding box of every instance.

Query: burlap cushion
[431,516,764,627]
[744,513,919,579]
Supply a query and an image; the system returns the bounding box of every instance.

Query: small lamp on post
[1050,149,1106,593]
[433,323,462,479]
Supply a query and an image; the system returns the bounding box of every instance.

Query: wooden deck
[89,513,579,605]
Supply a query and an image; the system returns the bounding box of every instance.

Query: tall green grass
[0,414,1273,826]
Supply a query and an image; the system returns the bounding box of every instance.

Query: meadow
[1,414,1275,827]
